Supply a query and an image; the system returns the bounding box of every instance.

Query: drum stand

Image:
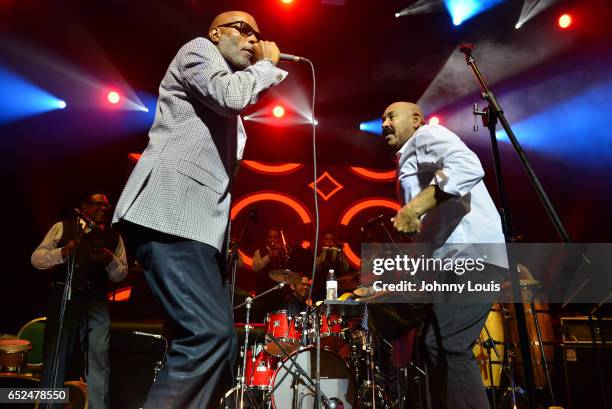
[268,307,335,409]
[494,307,527,409]
[233,282,286,409]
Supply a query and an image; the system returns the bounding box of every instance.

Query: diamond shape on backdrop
[308,171,343,201]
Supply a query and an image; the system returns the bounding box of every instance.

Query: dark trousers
[424,264,506,409]
[127,224,238,409]
[41,288,110,409]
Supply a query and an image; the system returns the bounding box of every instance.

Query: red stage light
[429,116,440,125]
[281,0,294,4]
[107,91,120,104]
[272,105,285,118]
[558,14,572,29]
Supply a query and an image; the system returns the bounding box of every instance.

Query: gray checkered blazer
[113,37,287,252]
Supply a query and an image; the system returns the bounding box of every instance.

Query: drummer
[286,273,311,317]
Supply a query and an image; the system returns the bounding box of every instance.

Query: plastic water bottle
[326,269,337,300]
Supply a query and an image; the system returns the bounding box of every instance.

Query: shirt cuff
[107,257,127,282]
[52,247,66,265]
[429,170,463,197]
[255,60,288,84]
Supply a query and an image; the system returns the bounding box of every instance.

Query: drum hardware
[132,331,168,383]
[269,269,301,285]
[233,281,286,409]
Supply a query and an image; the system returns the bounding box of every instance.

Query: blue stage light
[495,82,612,166]
[444,0,504,26]
[0,66,67,124]
[359,118,383,135]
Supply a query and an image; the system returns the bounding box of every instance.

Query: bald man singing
[382,102,507,409]
[113,11,287,408]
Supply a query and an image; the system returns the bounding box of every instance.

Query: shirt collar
[395,125,428,160]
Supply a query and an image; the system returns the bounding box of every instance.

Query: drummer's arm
[31,222,66,270]
[252,249,270,273]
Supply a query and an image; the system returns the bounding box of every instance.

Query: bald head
[208,10,260,71]
[209,11,259,33]
[381,101,426,150]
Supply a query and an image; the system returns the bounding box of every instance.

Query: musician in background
[31,190,128,409]
[252,228,289,319]
[286,273,311,317]
[316,230,350,276]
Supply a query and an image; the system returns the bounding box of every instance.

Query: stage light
[359,118,383,135]
[107,91,120,104]
[429,116,440,125]
[281,0,294,3]
[558,13,572,29]
[444,0,504,26]
[272,105,285,118]
[0,66,67,124]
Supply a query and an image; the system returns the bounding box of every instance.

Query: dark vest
[55,220,120,294]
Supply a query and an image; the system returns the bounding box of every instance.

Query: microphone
[74,208,102,231]
[361,214,385,233]
[280,53,307,63]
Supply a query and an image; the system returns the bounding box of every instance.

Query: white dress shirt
[397,124,507,267]
[31,219,128,282]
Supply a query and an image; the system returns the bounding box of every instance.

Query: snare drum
[0,339,31,372]
[264,310,302,357]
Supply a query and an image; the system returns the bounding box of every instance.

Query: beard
[218,37,251,70]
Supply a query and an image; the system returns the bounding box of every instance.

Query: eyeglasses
[217,21,262,41]
[87,200,111,208]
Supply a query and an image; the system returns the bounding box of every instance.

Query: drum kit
[222,268,399,409]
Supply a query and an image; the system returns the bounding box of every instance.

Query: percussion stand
[234,282,286,409]
[497,306,527,409]
[482,322,524,409]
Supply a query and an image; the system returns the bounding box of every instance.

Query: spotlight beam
[395,0,444,18]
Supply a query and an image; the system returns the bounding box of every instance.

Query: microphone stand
[460,42,567,409]
[47,213,84,408]
[228,214,254,309]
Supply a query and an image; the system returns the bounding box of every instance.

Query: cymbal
[233,287,251,299]
[353,286,375,297]
[269,269,300,284]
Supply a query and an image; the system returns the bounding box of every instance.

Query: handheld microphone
[279,52,307,63]
[361,214,385,233]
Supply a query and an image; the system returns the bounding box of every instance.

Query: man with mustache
[113,10,287,409]
[382,102,507,409]
[31,191,128,409]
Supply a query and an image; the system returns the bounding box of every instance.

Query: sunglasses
[217,21,262,41]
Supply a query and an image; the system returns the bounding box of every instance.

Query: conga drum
[0,339,31,373]
[473,304,505,388]
[510,302,555,388]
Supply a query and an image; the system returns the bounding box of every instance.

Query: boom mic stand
[460,42,569,409]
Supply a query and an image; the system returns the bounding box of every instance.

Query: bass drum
[271,347,356,409]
